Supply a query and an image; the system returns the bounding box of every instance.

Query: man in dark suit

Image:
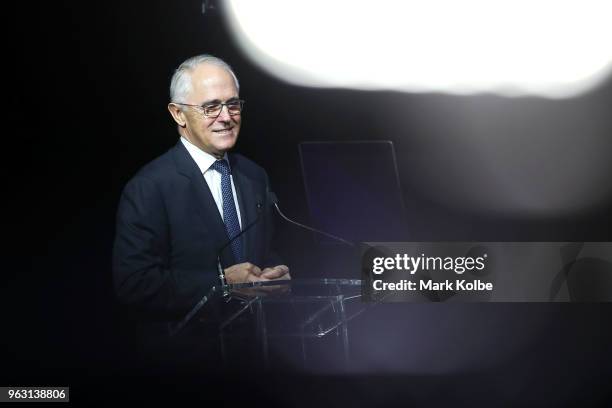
[113,55,290,314]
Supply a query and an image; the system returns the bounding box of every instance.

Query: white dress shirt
[180,137,242,229]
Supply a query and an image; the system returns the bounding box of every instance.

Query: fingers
[250,264,263,277]
[225,263,290,284]
[235,262,263,276]
[224,262,265,283]
[261,265,290,280]
[246,273,268,283]
[260,267,279,279]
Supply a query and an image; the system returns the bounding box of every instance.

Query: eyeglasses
[173,99,245,118]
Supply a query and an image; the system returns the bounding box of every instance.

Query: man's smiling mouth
[213,127,233,135]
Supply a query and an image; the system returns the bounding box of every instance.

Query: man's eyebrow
[200,97,239,105]
[200,98,221,105]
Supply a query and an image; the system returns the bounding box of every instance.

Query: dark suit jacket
[112,140,280,315]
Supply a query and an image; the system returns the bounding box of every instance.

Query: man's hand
[229,264,291,297]
[224,262,266,284]
[260,265,291,280]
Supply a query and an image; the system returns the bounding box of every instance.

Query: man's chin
[214,139,237,154]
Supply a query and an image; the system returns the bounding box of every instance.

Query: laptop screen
[299,141,408,244]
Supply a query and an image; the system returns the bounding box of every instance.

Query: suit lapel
[171,142,235,267]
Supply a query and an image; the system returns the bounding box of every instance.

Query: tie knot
[211,159,230,176]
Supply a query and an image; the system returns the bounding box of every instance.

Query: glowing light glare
[224,0,612,98]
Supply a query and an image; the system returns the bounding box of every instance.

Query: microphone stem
[273,203,354,247]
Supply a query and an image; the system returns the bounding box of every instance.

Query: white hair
[169,54,240,104]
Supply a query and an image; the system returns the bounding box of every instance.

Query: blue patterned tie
[211,160,243,264]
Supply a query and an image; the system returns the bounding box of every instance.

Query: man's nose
[215,104,232,121]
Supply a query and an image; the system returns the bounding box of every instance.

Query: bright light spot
[223,0,612,98]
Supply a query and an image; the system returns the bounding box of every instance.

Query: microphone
[216,194,265,287]
[268,192,354,247]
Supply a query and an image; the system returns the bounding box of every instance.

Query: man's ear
[167,103,186,127]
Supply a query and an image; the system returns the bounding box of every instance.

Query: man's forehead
[191,64,236,87]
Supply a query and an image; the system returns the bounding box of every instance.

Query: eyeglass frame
[172,99,245,119]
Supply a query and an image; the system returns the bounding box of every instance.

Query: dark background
[6,0,612,405]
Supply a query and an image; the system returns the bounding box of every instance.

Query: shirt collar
[180,137,230,174]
